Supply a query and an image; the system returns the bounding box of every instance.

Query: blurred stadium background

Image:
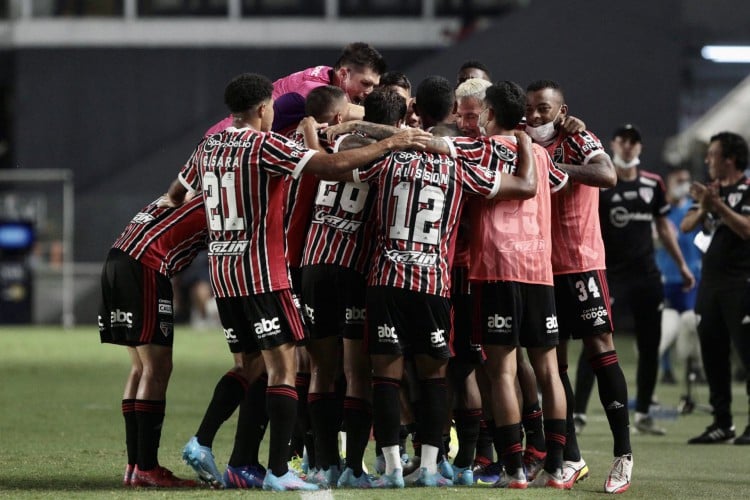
[0,0,749,326]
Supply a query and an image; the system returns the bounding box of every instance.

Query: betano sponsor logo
[204,137,255,151]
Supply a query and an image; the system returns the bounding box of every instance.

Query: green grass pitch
[0,325,748,498]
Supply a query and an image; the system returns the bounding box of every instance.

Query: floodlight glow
[701,45,750,63]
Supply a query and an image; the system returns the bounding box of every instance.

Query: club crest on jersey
[493,142,517,162]
[208,240,249,256]
[728,192,742,207]
[131,212,156,224]
[638,187,654,204]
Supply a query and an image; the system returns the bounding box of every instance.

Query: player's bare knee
[583,332,615,355]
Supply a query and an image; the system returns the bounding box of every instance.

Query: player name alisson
[393,165,451,185]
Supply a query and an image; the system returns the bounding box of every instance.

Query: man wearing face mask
[655,167,703,385]
[525,80,629,494]
[455,78,492,138]
[574,125,695,440]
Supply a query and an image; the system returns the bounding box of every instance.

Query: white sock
[634,411,648,422]
[383,445,401,475]
[421,444,439,474]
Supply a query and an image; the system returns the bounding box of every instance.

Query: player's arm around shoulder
[494,130,537,200]
[305,128,431,182]
[556,131,617,189]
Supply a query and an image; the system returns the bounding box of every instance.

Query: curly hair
[485,81,526,130]
[415,76,454,124]
[224,73,273,113]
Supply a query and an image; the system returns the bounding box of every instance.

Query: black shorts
[98,248,174,347]
[301,264,366,341]
[216,289,306,354]
[365,286,453,359]
[451,268,483,364]
[554,270,614,340]
[474,281,559,348]
[696,283,750,371]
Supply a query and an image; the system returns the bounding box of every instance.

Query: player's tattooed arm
[338,135,376,151]
[325,120,401,142]
[556,153,616,188]
[307,128,431,180]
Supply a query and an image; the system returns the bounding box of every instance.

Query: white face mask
[613,153,640,169]
[526,109,560,144]
[669,181,691,200]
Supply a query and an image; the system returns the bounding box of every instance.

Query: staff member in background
[682,131,750,445]
[575,124,695,437]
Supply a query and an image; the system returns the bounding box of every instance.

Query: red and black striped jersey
[541,130,609,274]
[301,178,377,275]
[179,126,317,297]
[112,195,207,278]
[301,133,377,275]
[354,142,500,297]
[283,130,339,270]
